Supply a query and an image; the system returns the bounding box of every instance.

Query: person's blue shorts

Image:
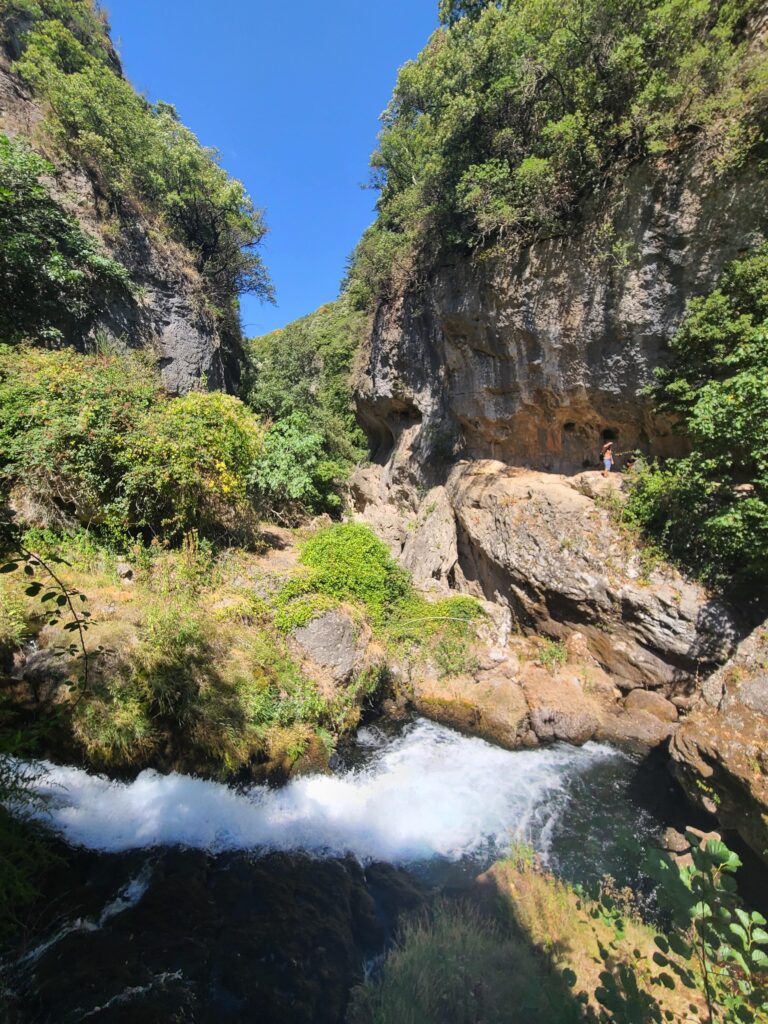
[604,459,612,471]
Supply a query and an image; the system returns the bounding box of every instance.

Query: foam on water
[26,719,623,864]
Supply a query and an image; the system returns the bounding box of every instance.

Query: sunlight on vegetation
[624,244,768,594]
[346,0,767,310]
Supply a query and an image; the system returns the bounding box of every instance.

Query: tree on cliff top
[347,0,767,310]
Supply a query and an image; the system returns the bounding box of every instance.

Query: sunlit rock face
[356,146,768,474]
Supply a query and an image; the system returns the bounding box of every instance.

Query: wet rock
[624,689,678,723]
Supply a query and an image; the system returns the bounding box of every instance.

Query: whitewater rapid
[24,719,625,865]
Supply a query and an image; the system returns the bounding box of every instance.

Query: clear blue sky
[104,0,438,336]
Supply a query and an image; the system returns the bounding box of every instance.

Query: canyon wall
[0,47,232,394]
[356,145,768,475]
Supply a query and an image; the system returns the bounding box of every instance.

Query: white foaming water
[26,720,622,864]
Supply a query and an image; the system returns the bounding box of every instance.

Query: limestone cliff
[356,145,768,474]
[352,136,768,856]
[0,43,234,394]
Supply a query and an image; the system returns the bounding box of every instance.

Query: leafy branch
[1,541,93,696]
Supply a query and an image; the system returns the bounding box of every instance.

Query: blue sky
[105,0,438,336]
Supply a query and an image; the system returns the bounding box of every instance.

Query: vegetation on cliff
[346,0,767,309]
[625,244,768,593]
[0,0,272,350]
[0,133,130,344]
[245,298,368,520]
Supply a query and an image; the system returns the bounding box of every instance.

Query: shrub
[538,638,568,673]
[0,132,130,343]
[0,347,264,544]
[249,412,345,522]
[297,523,410,623]
[385,593,482,676]
[245,297,367,518]
[120,389,263,542]
[625,244,768,592]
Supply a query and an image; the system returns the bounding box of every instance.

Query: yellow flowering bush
[0,347,264,545]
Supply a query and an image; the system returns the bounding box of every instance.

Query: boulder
[596,709,676,754]
[521,673,601,746]
[624,689,678,723]
[413,663,532,750]
[670,619,768,864]
[292,609,366,686]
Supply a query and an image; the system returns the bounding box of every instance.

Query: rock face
[354,461,742,697]
[0,54,233,394]
[292,608,369,687]
[670,622,768,864]
[356,144,768,474]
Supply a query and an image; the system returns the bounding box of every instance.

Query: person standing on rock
[601,441,614,477]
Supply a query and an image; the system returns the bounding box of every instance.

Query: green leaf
[0,562,19,573]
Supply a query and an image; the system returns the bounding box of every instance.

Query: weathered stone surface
[670,620,768,864]
[400,486,458,591]
[292,609,366,686]
[413,664,532,750]
[670,705,768,865]
[624,689,678,723]
[597,709,676,754]
[521,673,601,745]
[446,463,740,690]
[355,144,768,475]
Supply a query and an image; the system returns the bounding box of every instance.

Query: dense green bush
[0,132,130,343]
[0,347,264,544]
[347,0,767,309]
[2,0,272,338]
[245,298,367,518]
[625,244,768,591]
[249,412,346,522]
[297,523,410,622]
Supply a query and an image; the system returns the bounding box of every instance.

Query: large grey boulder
[292,609,365,686]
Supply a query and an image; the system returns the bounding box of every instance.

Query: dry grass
[481,856,707,1022]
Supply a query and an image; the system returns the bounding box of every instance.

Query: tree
[438,0,494,26]
[626,244,768,591]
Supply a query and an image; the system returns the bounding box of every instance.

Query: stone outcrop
[670,621,768,864]
[292,608,371,688]
[351,138,762,755]
[0,52,234,394]
[354,461,742,698]
[355,144,768,475]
